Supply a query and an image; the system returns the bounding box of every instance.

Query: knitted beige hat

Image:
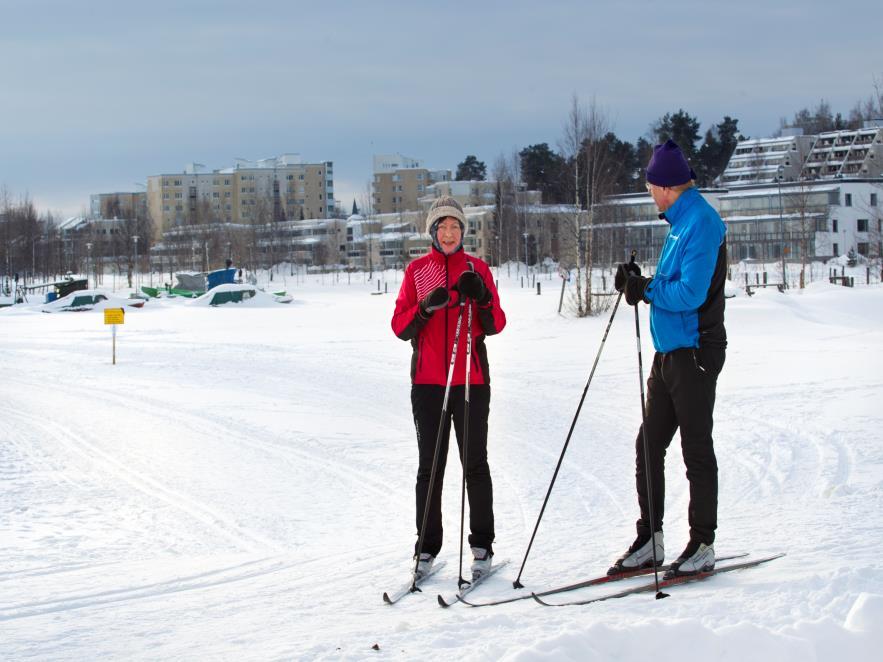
[425,195,466,234]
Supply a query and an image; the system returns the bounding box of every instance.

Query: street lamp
[132,235,139,291]
[523,232,530,277]
[776,165,787,289]
[86,242,93,287]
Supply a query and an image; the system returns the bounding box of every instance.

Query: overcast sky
[1,0,880,218]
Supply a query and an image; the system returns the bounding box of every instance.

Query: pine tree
[455,155,487,181]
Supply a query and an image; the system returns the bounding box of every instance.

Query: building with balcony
[719,131,815,187]
[146,155,334,236]
[800,124,883,180]
[372,153,451,214]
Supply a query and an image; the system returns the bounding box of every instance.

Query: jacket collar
[428,245,466,267]
[659,186,700,226]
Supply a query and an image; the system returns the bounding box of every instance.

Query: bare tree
[581,98,614,314]
[559,94,588,315]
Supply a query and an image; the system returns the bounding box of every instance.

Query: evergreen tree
[352,199,359,215]
[455,155,487,181]
[651,109,701,161]
[632,137,654,191]
[695,116,742,186]
[519,143,567,203]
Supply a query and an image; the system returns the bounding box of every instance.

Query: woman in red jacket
[391,196,506,580]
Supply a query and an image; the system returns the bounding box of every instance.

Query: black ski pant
[634,346,724,546]
[412,384,494,558]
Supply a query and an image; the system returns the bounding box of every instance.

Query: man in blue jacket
[609,140,728,579]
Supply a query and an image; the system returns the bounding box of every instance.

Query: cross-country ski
[382,561,448,605]
[533,554,785,607]
[437,559,510,607]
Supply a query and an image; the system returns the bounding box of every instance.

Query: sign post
[104,308,125,364]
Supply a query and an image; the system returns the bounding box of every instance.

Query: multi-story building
[719,131,815,187]
[90,192,148,220]
[418,180,542,211]
[800,124,883,180]
[372,153,451,214]
[146,155,334,237]
[592,179,882,266]
[719,180,882,261]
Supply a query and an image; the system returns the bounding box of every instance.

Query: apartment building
[800,124,883,180]
[418,180,542,211]
[719,131,815,187]
[146,155,334,236]
[372,153,451,214]
[90,192,148,220]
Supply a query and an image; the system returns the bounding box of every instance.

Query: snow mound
[187,283,280,308]
[845,592,883,632]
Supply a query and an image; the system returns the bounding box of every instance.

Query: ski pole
[457,296,474,589]
[412,300,467,591]
[632,257,669,600]
[512,264,628,589]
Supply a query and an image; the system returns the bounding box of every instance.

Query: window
[857,219,869,232]
[857,242,869,256]
[833,242,839,255]
[845,193,852,206]
[871,193,878,207]
[832,219,839,232]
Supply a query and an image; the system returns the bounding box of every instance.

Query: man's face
[436,217,463,255]
[646,182,675,212]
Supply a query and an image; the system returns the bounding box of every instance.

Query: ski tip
[382,592,392,604]
[530,592,551,606]
[437,594,450,608]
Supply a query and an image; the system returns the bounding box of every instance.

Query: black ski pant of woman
[634,346,725,546]
[412,384,494,558]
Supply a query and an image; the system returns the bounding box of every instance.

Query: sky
[1,0,881,219]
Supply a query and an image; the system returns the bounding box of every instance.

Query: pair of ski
[383,553,783,607]
[382,559,510,606]
[461,552,783,607]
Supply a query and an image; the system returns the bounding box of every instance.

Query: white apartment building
[147,154,334,236]
[719,131,815,187]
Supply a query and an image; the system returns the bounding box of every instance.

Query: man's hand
[625,275,652,306]
[614,261,642,293]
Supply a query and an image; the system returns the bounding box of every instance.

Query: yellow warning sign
[104,308,125,325]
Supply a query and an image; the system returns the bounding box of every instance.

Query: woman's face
[436,217,463,255]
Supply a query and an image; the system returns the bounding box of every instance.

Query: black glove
[624,275,651,306]
[456,270,489,303]
[419,286,449,315]
[614,261,642,293]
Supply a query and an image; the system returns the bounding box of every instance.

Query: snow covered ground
[1,269,881,661]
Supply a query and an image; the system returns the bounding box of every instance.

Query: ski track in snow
[1,275,882,659]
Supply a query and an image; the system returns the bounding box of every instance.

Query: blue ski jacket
[644,187,728,353]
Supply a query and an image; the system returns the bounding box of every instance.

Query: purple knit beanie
[646,139,696,187]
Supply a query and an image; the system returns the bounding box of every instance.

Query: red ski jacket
[391,247,506,386]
